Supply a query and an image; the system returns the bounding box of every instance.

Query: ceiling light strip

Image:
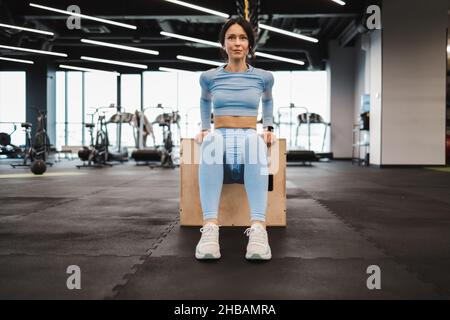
[0,56,34,64]
[259,23,319,43]
[80,56,148,69]
[59,64,120,75]
[160,31,221,47]
[29,3,137,30]
[159,66,194,73]
[0,44,67,57]
[331,0,346,6]
[255,52,305,65]
[0,23,54,36]
[176,55,223,66]
[164,0,229,18]
[81,39,159,55]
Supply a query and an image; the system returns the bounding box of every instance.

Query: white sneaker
[244,223,272,260]
[195,223,221,260]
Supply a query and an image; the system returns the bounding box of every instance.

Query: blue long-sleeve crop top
[199,64,274,130]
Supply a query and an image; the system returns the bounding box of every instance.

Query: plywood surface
[180,138,286,227]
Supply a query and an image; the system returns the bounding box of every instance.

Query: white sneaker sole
[195,249,221,260]
[245,248,272,260]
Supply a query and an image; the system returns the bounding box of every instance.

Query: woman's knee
[201,131,221,143]
[200,132,224,165]
[244,133,268,165]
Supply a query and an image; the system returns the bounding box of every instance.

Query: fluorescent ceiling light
[59,64,120,75]
[0,23,54,36]
[331,0,346,5]
[0,44,67,57]
[81,39,159,55]
[447,45,450,53]
[80,56,148,69]
[176,55,223,66]
[164,0,229,18]
[161,32,305,66]
[259,23,319,43]
[29,3,137,30]
[255,52,305,66]
[0,56,34,64]
[159,66,194,73]
[160,31,221,47]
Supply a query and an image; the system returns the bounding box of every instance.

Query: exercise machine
[32,107,52,164]
[0,122,22,159]
[9,122,33,166]
[107,105,133,162]
[131,106,161,166]
[77,106,114,168]
[296,112,333,161]
[153,106,180,168]
[277,104,318,165]
[132,109,155,149]
[352,94,370,166]
[131,104,179,168]
[10,107,53,171]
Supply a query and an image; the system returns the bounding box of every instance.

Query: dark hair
[219,17,257,61]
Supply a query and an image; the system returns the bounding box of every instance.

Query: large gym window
[54,70,330,151]
[0,71,26,146]
[55,71,66,149]
[139,70,329,152]
[272,71,329,152]
[143,71,180,146]
[120,74,141,148]
[178,72,201,139]
[291,71,329,152]
[66,72,83,147]
[55,71,83,148]
[143,71,201,146]
[55,72,118,148]
[85,72,118,148]
[121,74,141,112]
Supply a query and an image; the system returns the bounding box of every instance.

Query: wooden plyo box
[179,138,286,227]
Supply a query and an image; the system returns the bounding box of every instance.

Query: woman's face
[224,23,249,61]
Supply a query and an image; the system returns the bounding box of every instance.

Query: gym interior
[0,0,449,300]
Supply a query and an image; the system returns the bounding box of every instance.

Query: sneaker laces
[199,223,219,243]
[244,224,267,246]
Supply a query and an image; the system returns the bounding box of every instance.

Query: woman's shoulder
[201,67,220,77]
[200,67,220,84]
[252,66,274,85]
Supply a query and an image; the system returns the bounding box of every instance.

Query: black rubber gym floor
[0,160,449,299]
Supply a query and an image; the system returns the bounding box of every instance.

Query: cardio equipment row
[76,103,180,169]
[1,103,333,173]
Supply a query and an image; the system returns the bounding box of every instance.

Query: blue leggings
[199,128,269,222]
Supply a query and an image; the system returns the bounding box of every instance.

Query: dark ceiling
[0,0,375,73]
